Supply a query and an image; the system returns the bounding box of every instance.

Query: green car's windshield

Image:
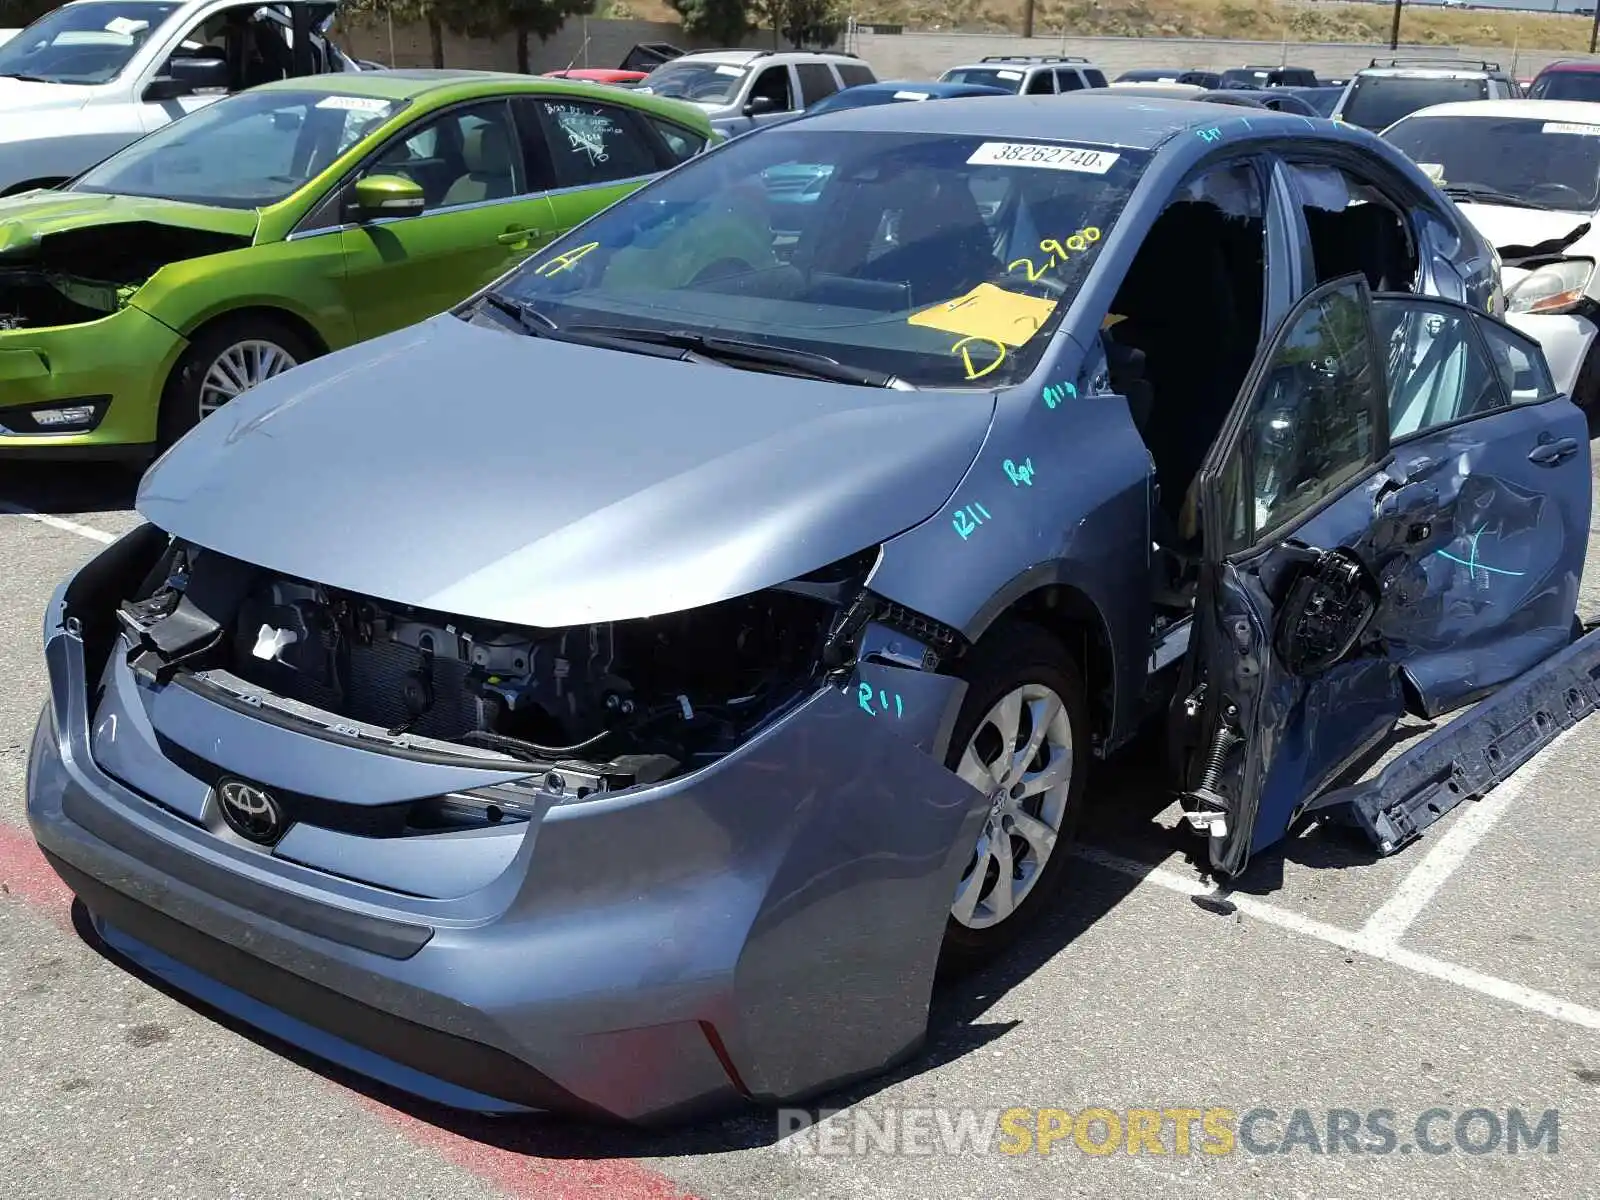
[0,1,179,84]
[495,128,1150,388]
[72,89,406,209]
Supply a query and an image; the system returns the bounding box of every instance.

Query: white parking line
[0,500,117,545]
[1358,723,1579,951]
[1074,843,1600,1032]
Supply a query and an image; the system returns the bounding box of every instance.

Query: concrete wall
[332,16,1598,80]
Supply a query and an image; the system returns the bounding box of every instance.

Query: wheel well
[184,306,330,359]
[1,178,68,196]
[1002,586,1116,749]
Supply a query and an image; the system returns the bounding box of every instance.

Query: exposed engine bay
[0,222,250,328]
[113,538,883,794]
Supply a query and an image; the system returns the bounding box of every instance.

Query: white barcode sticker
[317,95,392,113]
[966,141,1120,173]
[1543,121,1600,135]
[714,64,743,76]
[893,90,932,100]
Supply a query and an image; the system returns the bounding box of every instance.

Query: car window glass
[1341,74,1489,130]
[649,117,705,163]
[796,62,840,105]
[1024,71,1055,94]
[73,88,404,208]
[366,100,522,212]
[1478,317,1556,404]
[1054,69,1084,92]
[1214,280,1381,549]
[1085,69,1108,87]
[749,65,794,110]
[502,128,1152,389]
[1374,298,1505,439]
[838,63,875,87]
[1530,69,1600,100]
[0,0,178,84]
[538,98,658,187]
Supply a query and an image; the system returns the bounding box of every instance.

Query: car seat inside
[1104,187,1267,615]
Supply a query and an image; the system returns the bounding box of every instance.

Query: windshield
[1528,70,1600,101]
[491,128,1150,388]
[0,1,179,84]
[1344,74,1488,130]
[72,89,406,209]
[939,67,1024,92]
[1385,114,1600,212]
[1284,86,1340,116]
[1220,69,1270,87]
[637,61,747,103]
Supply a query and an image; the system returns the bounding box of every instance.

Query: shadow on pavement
[0,462,141,517]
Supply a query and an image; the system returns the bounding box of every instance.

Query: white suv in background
[938,55,1109,95]
[633,48,877,137]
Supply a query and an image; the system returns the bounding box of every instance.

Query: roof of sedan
[250,68,584,101]
[791,92,1311,149]
[1398,98,1600,121]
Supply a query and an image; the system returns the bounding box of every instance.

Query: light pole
[1591,3,1600,55]
[1389,0,1402,50]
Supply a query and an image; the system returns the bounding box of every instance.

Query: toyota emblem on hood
[216,778,285,844]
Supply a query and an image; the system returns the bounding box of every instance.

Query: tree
[441,0,597,74]
[340,0,449,67]
[668,0,750,45]
[752,0,845,47]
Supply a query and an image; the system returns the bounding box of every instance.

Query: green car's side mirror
[351,174,426,221]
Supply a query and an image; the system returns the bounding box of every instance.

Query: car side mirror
[743,94,781,117]
[351,174,426,221]
[1272,548,1379,675]
[143,55,231,101]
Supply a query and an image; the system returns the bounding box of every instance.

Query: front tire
[940,621,1090,971]
[159,316,312,448]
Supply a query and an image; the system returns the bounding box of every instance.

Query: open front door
[1176,275,1405,876]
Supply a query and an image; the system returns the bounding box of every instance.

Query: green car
[0,69,713,458]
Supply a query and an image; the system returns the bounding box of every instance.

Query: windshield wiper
[1441,183,1553,211]
[565,325,904,388]
[474,294,722,363]
[0,73,58,83]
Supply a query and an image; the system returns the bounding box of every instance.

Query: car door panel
[338,100,556,341]
[1369,302,1590,714]
[1181,279,1587,875]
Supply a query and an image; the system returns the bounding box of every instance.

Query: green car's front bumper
[0,304,185,460]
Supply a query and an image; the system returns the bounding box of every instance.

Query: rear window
[1342,74,1489,130]
[1528,69,1600,101]
[940,66,1025,93]
[499,128,1153,389]
[838,62,875,87]
[1085,69,1108,88]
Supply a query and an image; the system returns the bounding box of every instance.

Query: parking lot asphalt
[1,451,1598,1200]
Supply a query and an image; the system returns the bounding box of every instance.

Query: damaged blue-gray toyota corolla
[27,94,1598,1123]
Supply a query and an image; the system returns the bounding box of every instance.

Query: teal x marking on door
[1435,525,1526,580]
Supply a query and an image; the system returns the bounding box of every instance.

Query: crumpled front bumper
[1505,309,1598,401]
[26,563,980,1124]
[0,304,183,457]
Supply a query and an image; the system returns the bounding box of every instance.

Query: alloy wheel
[951,683,1074,930]
[198,338,298,419]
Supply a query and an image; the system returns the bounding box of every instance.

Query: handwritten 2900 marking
[1008,226,1101,283]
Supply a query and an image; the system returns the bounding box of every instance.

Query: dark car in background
[805,80,1010,114]
[1278,84,1345,116]
[1333,58,1519,130]
[1220,64,1319,88]
[1192,87,1322,116]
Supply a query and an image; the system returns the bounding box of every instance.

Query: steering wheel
[1525,181,1589,206]
[995,261,1070,301]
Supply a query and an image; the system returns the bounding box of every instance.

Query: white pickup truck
[0,0,357,195]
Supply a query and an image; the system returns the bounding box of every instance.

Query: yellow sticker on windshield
[908,284,1057,347]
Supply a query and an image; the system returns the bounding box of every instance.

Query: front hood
[1455,202,1592,258]
[0,190,259,251]
[138,315,996,628]
[0,77,95,118]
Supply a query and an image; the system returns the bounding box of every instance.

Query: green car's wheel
[159,316,315,447]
